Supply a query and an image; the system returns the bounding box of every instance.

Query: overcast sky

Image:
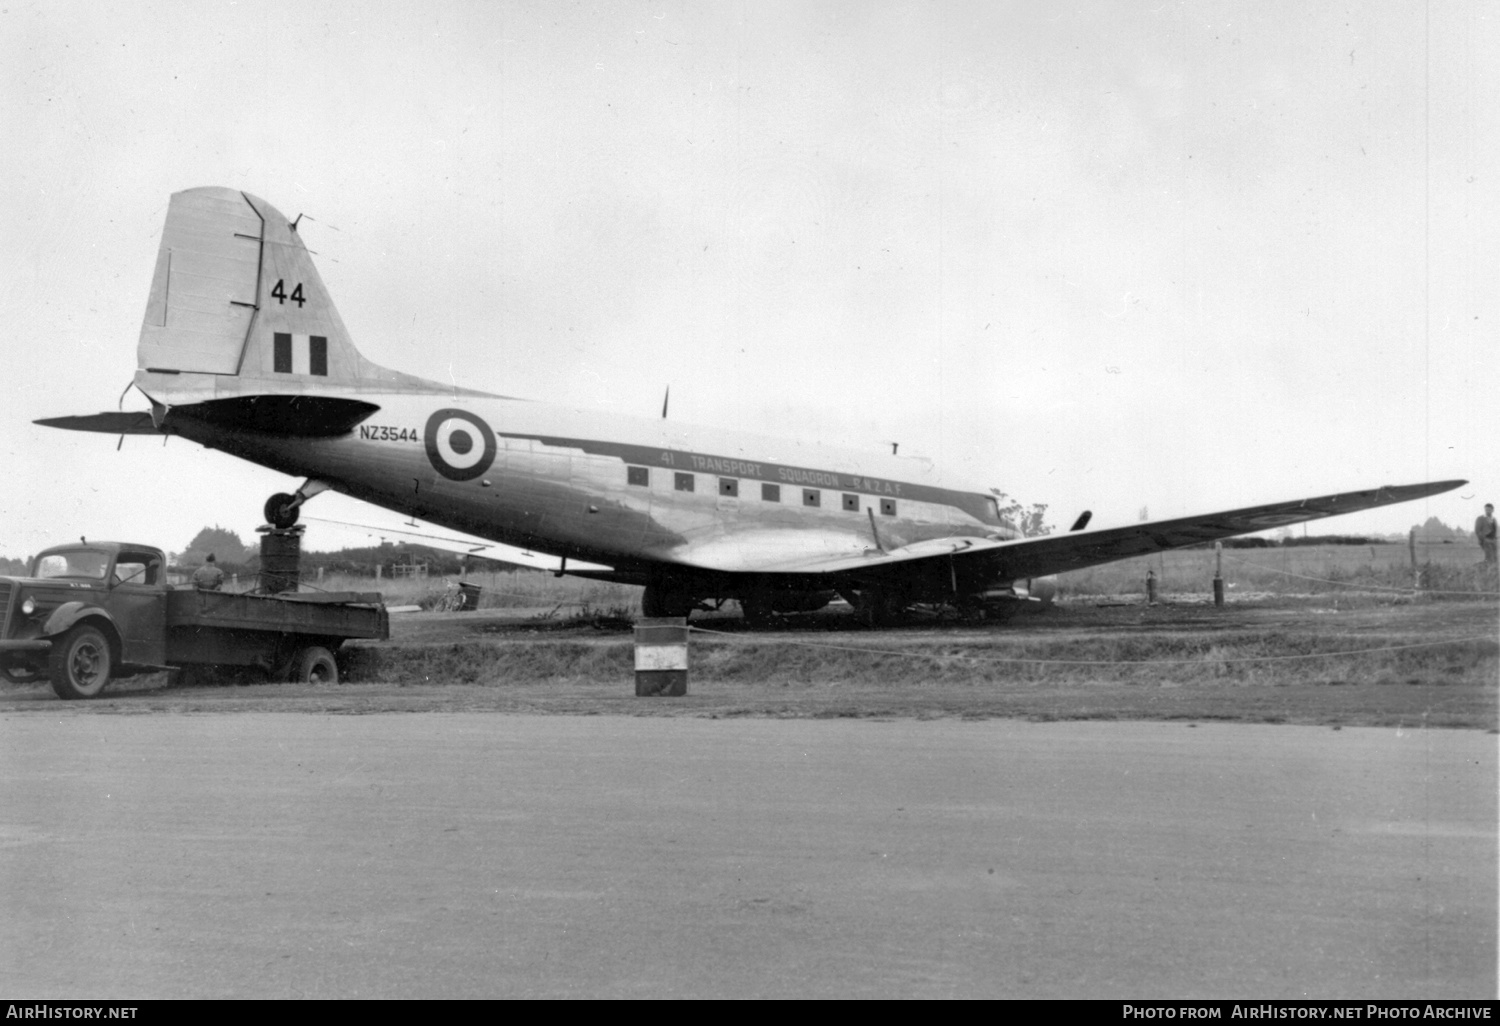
[3,0,1494,559]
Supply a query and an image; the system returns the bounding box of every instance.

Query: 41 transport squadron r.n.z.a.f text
[39,188,1464,625]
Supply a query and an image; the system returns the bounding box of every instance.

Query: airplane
[38,187,1465,625]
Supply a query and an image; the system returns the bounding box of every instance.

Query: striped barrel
[634,618,689,696]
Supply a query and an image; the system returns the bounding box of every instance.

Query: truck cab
[0,542,171,698]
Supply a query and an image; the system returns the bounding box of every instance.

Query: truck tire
[50,625,114,700]
[290,646,338,685]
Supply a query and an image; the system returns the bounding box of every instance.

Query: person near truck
[1477,504,1498,565]
[193,553,225,590]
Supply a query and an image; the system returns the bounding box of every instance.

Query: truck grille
[0,581,12,637]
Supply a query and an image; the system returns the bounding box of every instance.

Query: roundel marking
[425,408,497,481]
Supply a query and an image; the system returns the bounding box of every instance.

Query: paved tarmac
[0,714,1493,998]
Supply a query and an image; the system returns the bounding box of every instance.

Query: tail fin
[135,187,480,399]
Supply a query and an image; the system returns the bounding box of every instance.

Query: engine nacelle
[1026,575,1058,608]
[974,575,1058,611]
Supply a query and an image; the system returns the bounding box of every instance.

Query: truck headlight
[21,597,36,615]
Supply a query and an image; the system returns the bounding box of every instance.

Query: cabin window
[842,493,859,512]
[674,472,695,492]
[719,478,739,497]
[627,466,649,486]
[761,483,780,502]
[880,498,897,516]
[802,489,820,507]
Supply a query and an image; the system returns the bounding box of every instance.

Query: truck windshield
[34,550,109,580]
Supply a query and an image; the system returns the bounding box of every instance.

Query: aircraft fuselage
[169,393,1012,592]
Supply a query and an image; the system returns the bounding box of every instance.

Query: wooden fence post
[1213,541,1225,607]
[1409,527,1420,593]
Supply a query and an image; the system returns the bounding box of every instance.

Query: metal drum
[259,526,304,594]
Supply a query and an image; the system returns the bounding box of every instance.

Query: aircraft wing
[34,411,162,435]
[751,479,1466,582]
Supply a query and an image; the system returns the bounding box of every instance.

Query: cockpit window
[35,550,109,580]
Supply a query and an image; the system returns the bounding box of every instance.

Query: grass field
[280,542,1498,614]
[10,598,1486,729]
[1058,540,1497,599]
[282,566,642,615]
[6,591,1493,728]
[14,543,1486,729]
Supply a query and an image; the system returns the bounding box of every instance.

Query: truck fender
[43,602,120,645]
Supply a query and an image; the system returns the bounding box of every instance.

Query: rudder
[137,187,262,375]
[134,187,484,402]
[137,187,393,389]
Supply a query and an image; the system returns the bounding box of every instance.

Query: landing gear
[641,583,696,619]
[957,599,1020,625]
[854,586,907,628]
[265,493,300,528]
[739,593,774,626]
[264,479,334,529]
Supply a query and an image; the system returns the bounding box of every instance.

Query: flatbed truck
[0,541,388,699]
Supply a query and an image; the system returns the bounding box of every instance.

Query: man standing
[1476,504,1497,565]
[192,553,226,590]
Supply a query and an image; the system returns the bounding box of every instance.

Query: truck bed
[165,588,389,641]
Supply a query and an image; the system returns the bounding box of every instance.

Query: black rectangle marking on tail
[310,335,328,376]
[273,333,292,373]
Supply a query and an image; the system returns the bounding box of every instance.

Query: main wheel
[641,584,694,619]
[986,601,1021,624]
[855,587,906,628]
[290,646,338,685]
[740,593,774,626]
[50,625,114,700]
[265,492,300,529]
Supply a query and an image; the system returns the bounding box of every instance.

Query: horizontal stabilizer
[173,395,380,436]
[34,411,161,435]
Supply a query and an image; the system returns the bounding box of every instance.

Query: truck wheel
[50,625,113,700]
[291,646,338,685]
